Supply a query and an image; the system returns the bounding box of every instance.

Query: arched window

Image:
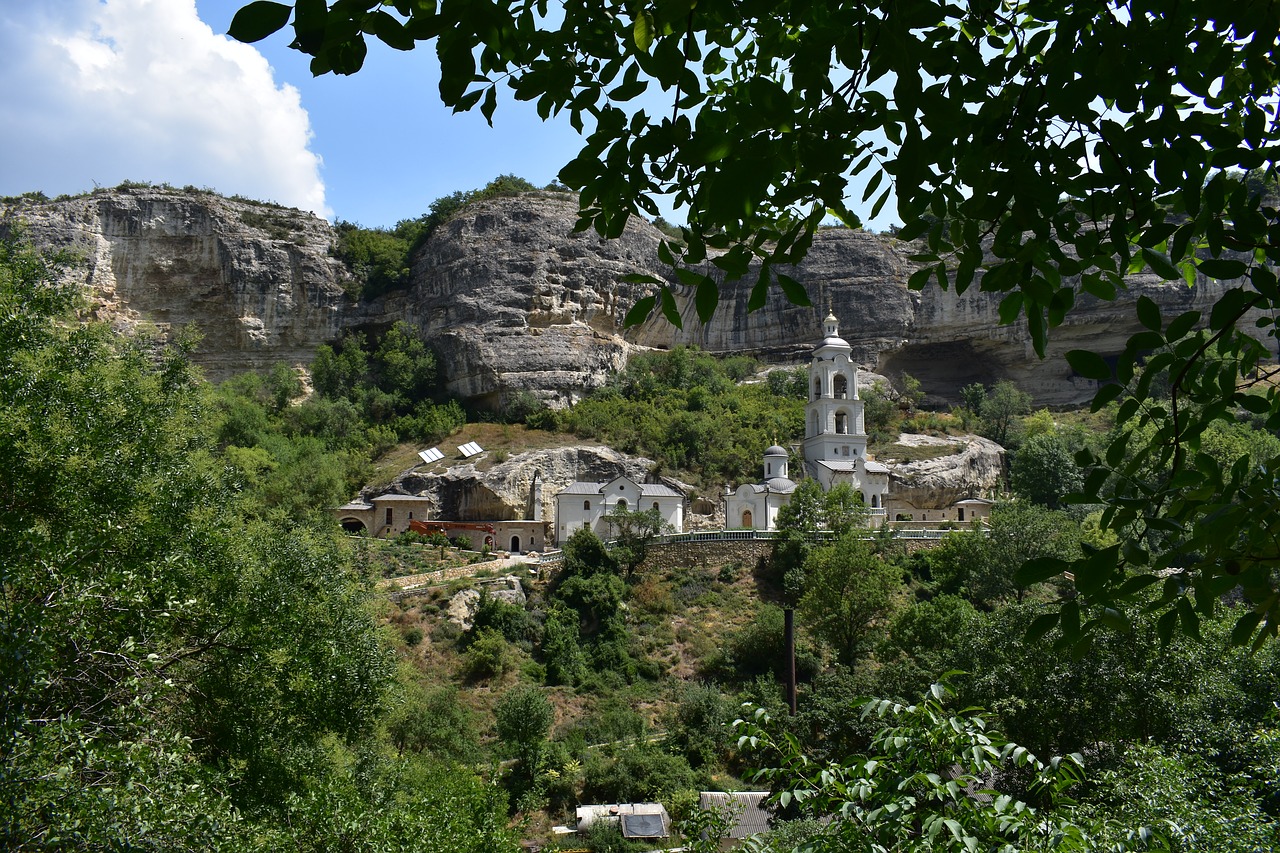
[742,509,754,528]
[584,500,591,510]
[835,412,848,434]
[813,377,822,398]
[652,502,659,511]
[617,498,628,510]
[834,374,848,399]
[871,494,880,508]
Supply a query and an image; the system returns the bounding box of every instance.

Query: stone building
[553,475,685,544]
[334,494,435,537]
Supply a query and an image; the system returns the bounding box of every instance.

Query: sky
[0,0,894,230]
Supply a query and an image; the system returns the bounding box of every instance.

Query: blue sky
[0,0,895,231]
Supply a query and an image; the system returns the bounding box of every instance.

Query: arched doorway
[340,518,367,534]
[742,509,754,529]
[510,535,521,552]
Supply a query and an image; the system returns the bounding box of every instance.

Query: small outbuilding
[575,803,671,840]
[699,791,772,848]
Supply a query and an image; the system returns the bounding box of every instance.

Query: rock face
[381,193,666,406]
[383,445,662,522]
[2,189,352,379]
[884,434,1006,509]
[7,186,1269,406]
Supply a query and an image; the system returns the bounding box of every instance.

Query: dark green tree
[798,536,903,666]
[1010,432,1085,509]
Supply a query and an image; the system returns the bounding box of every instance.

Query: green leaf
[1165,310,1201,341]
[1015,556,1067,586]
[1197,258,1248,280]
[659,286,681,327]
[776,274,812,307]
[634,10,655,53]
[695,277,719,324]
[1025,611,1060,642]
[1141,247,1182,281]
[623,295,656,328]
[1136,295,1162,331]
[228,1,292,42]
[1065,349,1112,381]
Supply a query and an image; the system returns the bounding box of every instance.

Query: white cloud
[0,0,329,215]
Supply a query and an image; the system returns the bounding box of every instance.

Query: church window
[617,499,628,510]
[584,500,591,511]
[813,377,822,398]
[834,374,848,399]
[835,412,848,434]
[767,462,772,475]
[652,502,659,511]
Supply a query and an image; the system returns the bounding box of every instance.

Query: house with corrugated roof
[553,475,685,544]
[699,791,772,849]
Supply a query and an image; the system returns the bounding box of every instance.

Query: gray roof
[371,494,434,503]
[336,501,373,512]
[747,477,797,495]
[557,480,684,498]
[576,803,669,837]
[700,792,772,839]
[814,459,891,475]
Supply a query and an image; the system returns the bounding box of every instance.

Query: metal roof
[700,792,772,839]
[370,494,434,503]
[556,479,684,498]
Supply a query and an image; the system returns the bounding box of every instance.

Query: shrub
[462,628,512,679]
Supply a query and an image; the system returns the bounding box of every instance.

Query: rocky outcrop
[8,187,1268,407]
[884,434,1006,509]
[380,445,663,522]
[2,188,353,379]
[376,192,666,407]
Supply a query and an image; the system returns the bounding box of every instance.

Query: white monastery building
[554,476,685,543]
[727,312,890,530]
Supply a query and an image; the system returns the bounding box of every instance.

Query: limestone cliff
[6,186,1267,407]
[1,188,353,378]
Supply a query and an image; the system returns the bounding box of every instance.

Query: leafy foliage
[737,681,1130,852]
[539,346,800,484]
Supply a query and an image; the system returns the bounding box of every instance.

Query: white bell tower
[803,311,868,465]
